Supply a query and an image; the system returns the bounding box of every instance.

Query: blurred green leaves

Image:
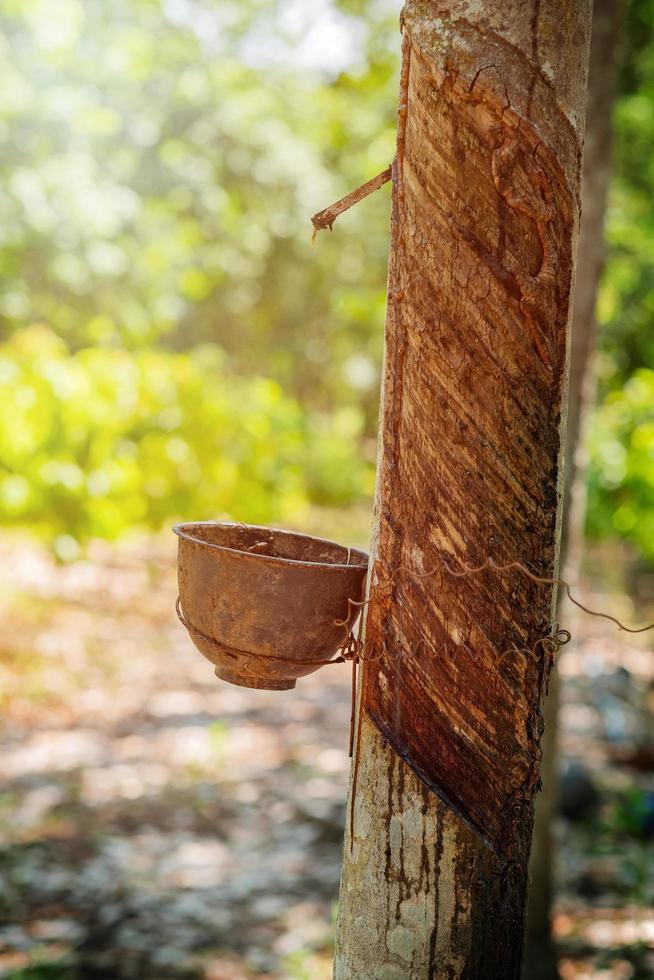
[587,0,654,561]
[0,327,373,554]
[0,0,391,549]
[587,369,654,559]
[0,0,652,559]
[0,0,396,411]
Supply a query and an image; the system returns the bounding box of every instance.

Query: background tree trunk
[334,1,592,977]
[523,2,623,976]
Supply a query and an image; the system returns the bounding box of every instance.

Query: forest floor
[0,529,653,980]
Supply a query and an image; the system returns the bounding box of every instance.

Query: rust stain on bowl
[174,522,369,691]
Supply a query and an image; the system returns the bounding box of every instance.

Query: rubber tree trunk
[333,2,592,978]
[524,2,623,976]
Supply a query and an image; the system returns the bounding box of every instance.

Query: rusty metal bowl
[173,521,368,691]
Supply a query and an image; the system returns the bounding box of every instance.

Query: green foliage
[0,0,652,555]
[0,0,396,417]
[588,0,654,561]
[5,965,72,980]
[0,327,373,553]
[587,370,654,558]
[0,0,393,546]
[609,786,654,839]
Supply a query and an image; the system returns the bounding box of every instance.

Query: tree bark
[334,2,592,977]
[524,1,623,976]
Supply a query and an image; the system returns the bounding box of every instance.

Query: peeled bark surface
[524,1,623,975]
[335,1,592,977]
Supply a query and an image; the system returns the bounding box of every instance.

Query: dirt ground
[0,532,652,979]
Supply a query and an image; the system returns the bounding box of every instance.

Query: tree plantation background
[1,0,652,559]
[0,1,654,979]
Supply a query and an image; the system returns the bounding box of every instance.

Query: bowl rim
[173,521,369,572]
